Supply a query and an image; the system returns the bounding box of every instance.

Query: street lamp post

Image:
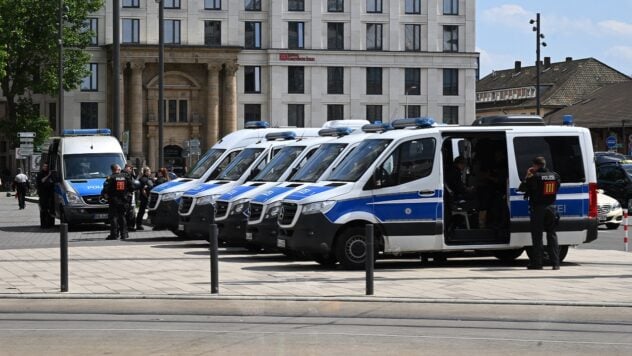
[58,0,65,135]
[530,13,547,117]
[156,0,164,169]
[405,85,418,119]
[113,0,120,141]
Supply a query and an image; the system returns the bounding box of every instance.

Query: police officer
[519,156,561,270]
[36,163,56,228]
[123,163,137,231]
[104,164,133,240]
[135,167,153,230]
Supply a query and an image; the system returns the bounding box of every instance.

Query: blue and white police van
[41,129,126,229]
[177,129,320,239]
[214,126,367,248]
[277,116,599,269]
[246,126,380,252]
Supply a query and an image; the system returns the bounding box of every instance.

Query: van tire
[606,223,620,230]
[312,254,337,267]
[492,248,524,262]
[335,227,374,270]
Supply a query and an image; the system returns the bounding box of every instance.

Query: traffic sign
[19,137,34,143]
[18,132,35,138]
[606,136,617,149]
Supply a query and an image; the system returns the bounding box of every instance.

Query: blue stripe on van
[510,199,588,218]
[251,186,295,203]
[218,185,259,201]
[510,185,587,196]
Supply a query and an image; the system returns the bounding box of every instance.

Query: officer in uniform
[519,156,561,270]
[124,163,137,231]
[104,164,133,240]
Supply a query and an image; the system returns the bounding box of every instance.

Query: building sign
[476,86,537,103]
[279,53,315,62]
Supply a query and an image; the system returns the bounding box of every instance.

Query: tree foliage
[0,98,52,149]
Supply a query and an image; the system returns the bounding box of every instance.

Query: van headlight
[302,201,335,215]
[197,194,220,206]
[231,198,250,215]
[66,191,83,205]
[162,192,183,201]
[265,201,282,219]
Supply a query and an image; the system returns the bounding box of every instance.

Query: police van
[247,127,377,252]
[277,116,599,269]
[215,126,367,248]
[41,129,127,228]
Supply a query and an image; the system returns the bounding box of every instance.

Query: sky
[477,0,632,78]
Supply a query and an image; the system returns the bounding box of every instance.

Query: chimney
[544,57,551,68]
[514,61,521,73]
[565,57,573,62]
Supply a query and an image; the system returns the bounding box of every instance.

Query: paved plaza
[0,195,631,305]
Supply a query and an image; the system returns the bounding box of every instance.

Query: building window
[327,67,344,95]
[443,68,458,96]
[122,0,139,8]
[405,0,421,14]
[366,67,382,95]
[245,0,261,11]
[49,103,57,131]
[328,0,344,12]
[179,101,188,122]
[244,66,261,93]
[405,24,420,51]
[204,21,221,46]
[443,106,458,124]
[244,104,262,124]
[366,23,383,50]
[288,0,304,11]
[366,105,382,122]
[168,100,177,122]
[80,103,98,129]
[366,0,382,13]
[327,105,344,121]
[161,99,188,122]
[406,105,421,118]
[405,68,420,95]
[81,63,98,92]
[165,19,181,44]
[443,25,458,52]
[164,0,180,9]
[288,22,304,49]
[204,0,221,10]
[288,104,305,127]
[122,19,140,43]
[245,22,262,49]
[85,18,98,46]
[444,0,458,15]
[327,22,344,50]
[288,67,305,94]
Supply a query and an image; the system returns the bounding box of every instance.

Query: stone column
[148,129,157,170]
[222,62,239,136]
[206,63,221,147]
[129,61,145,159]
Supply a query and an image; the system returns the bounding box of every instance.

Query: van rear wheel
[335,227,373,270]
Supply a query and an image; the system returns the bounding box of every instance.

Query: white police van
[277,116,599,269]
[246,126,380,252]
[215,125,368,248]
[41,129,127,229]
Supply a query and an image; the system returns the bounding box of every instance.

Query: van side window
[378,138,436,188]
[513,136,585,183]
[598,165,626,181]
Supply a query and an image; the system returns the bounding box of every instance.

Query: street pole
[113,0,120,141]
[58,0,64,135]
[157,0,165,169]
[535,13,541,117]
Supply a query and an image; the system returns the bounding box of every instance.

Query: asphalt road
[0,299,630,355]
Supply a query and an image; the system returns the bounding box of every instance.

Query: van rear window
[513,136,585,183]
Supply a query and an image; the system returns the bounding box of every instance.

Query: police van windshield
[185,149,225,179]
[252,146,305,182]
[64,153,126,180]
[328,139,392,182]
[291,143,347,182]
[216,148,264,181]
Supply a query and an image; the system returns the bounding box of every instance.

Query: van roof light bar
[472,115,545,126]
[362,122,393,133]
[391,117,436,129]
[245,121,271,129]
[318,127,354,137]
[265,131,296,141]
[62,128,111,136]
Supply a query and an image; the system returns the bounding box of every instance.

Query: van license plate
[94,214,108,220]
[178,224,184,231]
[246,232,253,241]
[277,239,286,248]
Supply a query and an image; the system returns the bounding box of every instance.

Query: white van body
[277,120,598,268]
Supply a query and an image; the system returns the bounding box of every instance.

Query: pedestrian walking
[124,163,138,231]
[519,156,561,270]
[13,168,29,210]
[36,163,56,228]
[103,164,133,240]
[136,167,154,230]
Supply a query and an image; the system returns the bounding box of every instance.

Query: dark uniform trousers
[529,204,560,267]
[110,197,129,239]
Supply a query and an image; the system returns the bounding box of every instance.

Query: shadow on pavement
[0,226,57,234]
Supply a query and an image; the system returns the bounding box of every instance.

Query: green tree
[0,97,52,149]
[0,0,103,134]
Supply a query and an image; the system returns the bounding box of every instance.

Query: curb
[1,293,631,308]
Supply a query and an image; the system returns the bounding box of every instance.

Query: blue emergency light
[245,121,271,129]
[62,128,111,136]
[563,115,574,126]
[318,127,354,137]
[362,122,393,133]
[391,117,436,129]
[265,131,296,141]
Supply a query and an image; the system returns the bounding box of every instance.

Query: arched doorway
[163,145,184,177]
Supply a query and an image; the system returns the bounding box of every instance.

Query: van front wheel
[335,227,373,270]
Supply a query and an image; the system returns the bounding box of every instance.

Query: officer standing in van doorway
[104,164,133,240]
[519,156,561,270]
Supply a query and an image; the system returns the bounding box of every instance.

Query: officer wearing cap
[103,164,133,240]
[519,156,561,270]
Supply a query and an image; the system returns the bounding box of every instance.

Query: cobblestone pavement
[1,195,631,304]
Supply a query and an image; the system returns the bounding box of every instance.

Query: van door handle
[418,190,436,197]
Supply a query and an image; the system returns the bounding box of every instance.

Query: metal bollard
[60,223,68,292]
[625,209,629,252]
[209,223,219,294]
[365,224,374,296]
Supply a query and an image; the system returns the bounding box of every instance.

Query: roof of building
[477,57,630,109]
[546,81,632,128]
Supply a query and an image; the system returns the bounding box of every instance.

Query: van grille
[249,203,264,222]
[279,203,297,225]
[215,201,229,219]
[148,193,159,209]
[83,195,107,205]
[179,196,193,214]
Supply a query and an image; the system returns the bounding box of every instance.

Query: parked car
[597,190,622,229]
[596,161,632,208]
